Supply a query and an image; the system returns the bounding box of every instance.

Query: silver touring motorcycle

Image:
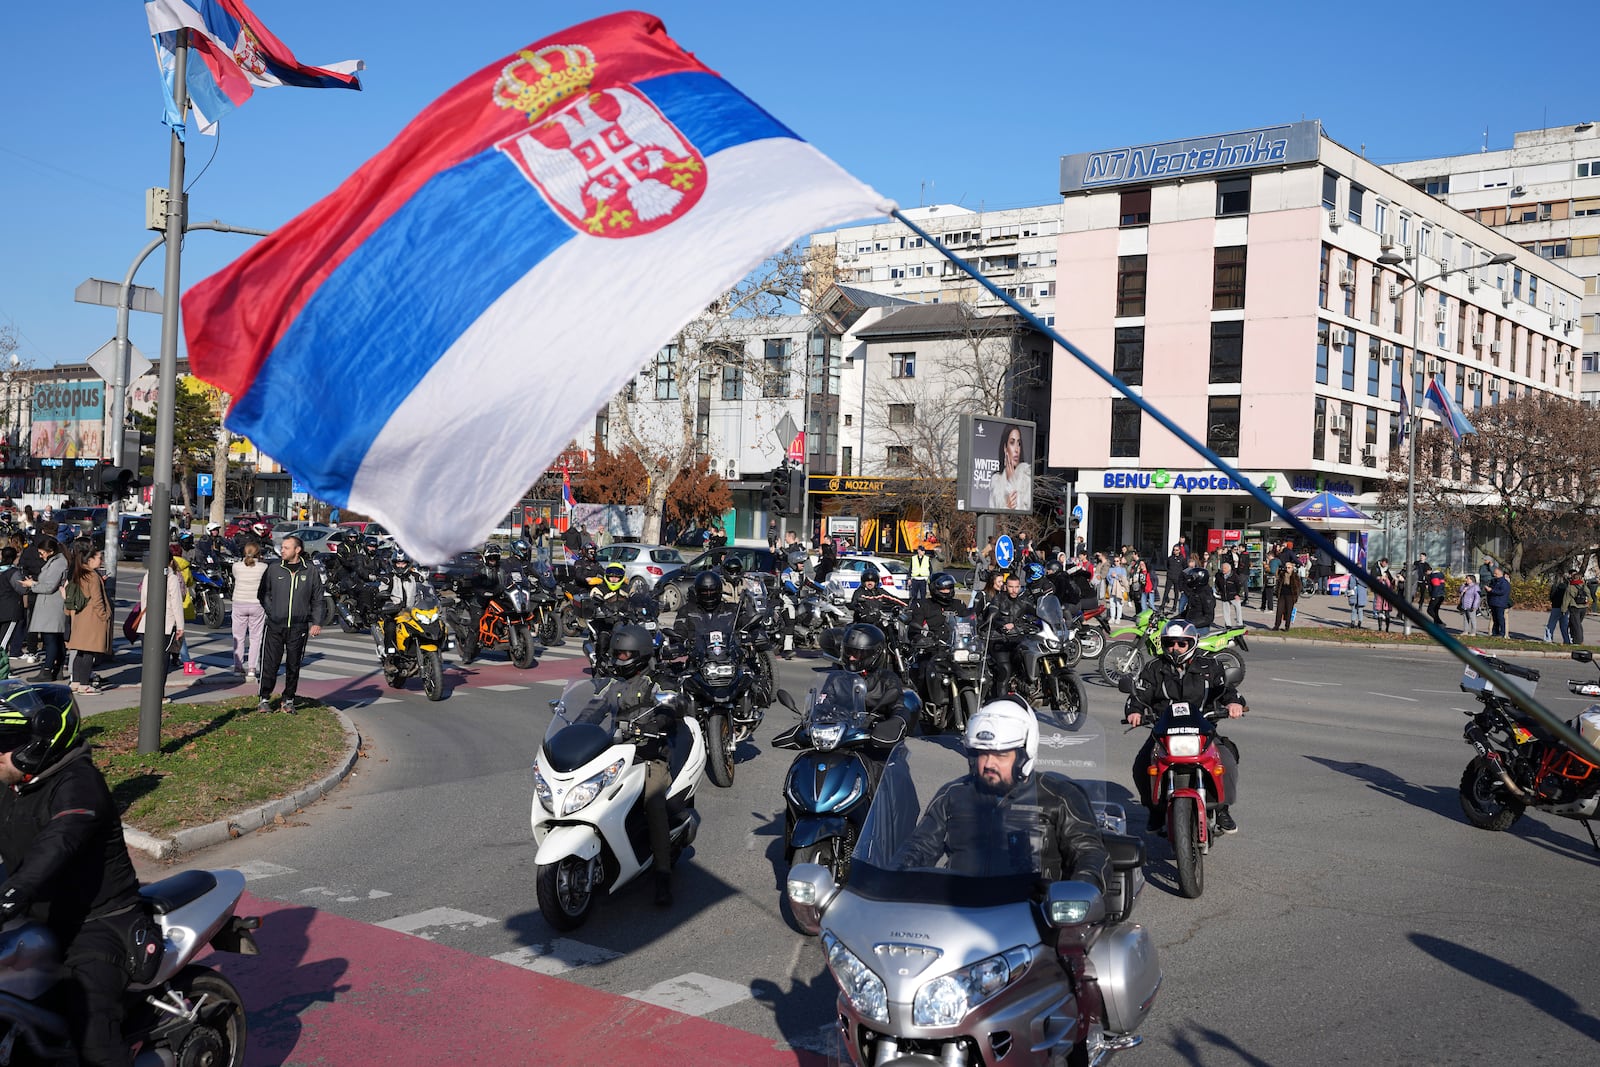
[787,708,1160,1067]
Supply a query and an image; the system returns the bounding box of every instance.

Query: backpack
[1575,582,1592,609]
[63,579,88,613]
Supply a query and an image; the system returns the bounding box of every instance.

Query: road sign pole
[98,238,163,588]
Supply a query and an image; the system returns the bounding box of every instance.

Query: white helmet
[964,699,1039,778]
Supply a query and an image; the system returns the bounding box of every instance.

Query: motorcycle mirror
[1573,649,1594,664]
[1116,676,1135,694]
[776,689,798,713]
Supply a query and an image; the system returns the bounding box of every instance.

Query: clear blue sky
[0,0,1591,372]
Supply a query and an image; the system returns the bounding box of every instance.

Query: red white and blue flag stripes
[1424,374,1476,440]
[562,470,576,511]
[184,11,890,561]
[144,0,363,137]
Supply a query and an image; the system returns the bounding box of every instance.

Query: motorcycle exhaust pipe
[1493,763,1528,799]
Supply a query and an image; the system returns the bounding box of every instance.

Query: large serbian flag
[145,0,364,136]
[184,11,890,561]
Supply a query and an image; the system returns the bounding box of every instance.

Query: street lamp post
[1376,248,1515,634]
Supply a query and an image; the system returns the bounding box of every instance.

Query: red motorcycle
[1124,684,1244,898]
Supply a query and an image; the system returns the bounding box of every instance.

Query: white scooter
[531,679,706,931]
[0,867,260,1066]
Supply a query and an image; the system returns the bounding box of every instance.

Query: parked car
[596,543,687,595]
[290,527,338,556]
[822,554,913,603]
[425,550,483,589]
[224,513,283,539]
[117,514,151,561]
[275,522,334,549]
[652,546,780,613]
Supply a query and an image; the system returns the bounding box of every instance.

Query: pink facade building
[1052,121,1584,566]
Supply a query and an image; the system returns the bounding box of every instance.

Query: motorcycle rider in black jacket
[1181,566,1217,632]
[0,686,144,1067]
[602,624,687,908]
[850,570,902,626]
[1122,620,1245,834]
[839,623,910,755]
[893,698,1109,889]
[907,571,958,646]
[981,574,1038,698]
[672,571,735,643]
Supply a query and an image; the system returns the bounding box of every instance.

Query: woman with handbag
[138,548,186,698]
[18,536,67,680]
[64,541,112,693]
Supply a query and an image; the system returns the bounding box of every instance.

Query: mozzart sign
[1059,120,1322,193]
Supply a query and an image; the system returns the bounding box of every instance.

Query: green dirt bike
[1098,608,1249,688]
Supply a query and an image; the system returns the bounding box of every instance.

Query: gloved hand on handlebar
[1124,701,1245,728]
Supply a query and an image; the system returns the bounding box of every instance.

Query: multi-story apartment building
[1050,121,1584,565]
[811,203,1064,324]
[1388,123,1600,404]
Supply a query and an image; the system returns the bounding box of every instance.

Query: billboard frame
[956,413,1037,515]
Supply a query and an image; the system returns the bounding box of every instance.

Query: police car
[823,554,913,603]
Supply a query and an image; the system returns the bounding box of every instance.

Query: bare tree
[1378,393,1600,576]
[606,245,813,543]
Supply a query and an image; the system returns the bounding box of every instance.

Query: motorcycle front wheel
[510,624,538,669]
[1057,673,1085,727]
[202,594,226,630]
[1171,796,1204,898]
[1078,627,1105,661]
[1459,756,1525,831]
[422,649,446,701]
[1061,634,1083,669]
[147,966,248,1067]
[1099,639,1145,688]
[955,688,979,733]
[794,836,852,888]
[536,857,596,932]
[706,713,735,787]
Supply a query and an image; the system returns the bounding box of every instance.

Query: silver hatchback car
[596,543,689,595]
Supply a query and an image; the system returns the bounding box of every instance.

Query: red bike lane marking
[217,893,828,1066]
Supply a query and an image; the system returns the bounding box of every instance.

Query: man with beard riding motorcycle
[374,550,428,658]
[0,685,146,1067]
[601,623,688,908]
[981,572,1038,700]
[1122,620,1245,834]
[893,699,1110,889]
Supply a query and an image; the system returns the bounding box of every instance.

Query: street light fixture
[1375,246,1516,633]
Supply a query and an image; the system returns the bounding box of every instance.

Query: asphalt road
[162,639,1600,1065]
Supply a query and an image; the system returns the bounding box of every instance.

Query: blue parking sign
[994,535,1014,570]
[196,473,213,498]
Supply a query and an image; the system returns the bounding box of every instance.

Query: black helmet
[930,572,957,604]
[392,549,411,571]
[608,624,654,678]
[692,570,724,611]
[1182,566,1210,591]
[0,682,81,778]
[509,538,531,562]
[859,567,880,587]
[841,623,885,674]
[584,542,598,561]
[482,543,502,566]
[722,555,745,579]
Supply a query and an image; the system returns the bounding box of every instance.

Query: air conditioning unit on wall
[1329,413,1349,433]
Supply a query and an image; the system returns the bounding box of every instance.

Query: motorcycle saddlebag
[1101,833,1145,924]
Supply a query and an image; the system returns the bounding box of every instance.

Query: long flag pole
[891,207,1599,765]
[138,29,189,754]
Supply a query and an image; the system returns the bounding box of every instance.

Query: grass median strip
[1271,626,1589,654]
[83,697,346,837]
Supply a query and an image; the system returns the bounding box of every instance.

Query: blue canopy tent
[1286,490,1376,531]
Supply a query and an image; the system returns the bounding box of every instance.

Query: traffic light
[766,465,788,513]
[99,464,137,500]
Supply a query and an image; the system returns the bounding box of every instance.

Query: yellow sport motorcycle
[378,586,450,701]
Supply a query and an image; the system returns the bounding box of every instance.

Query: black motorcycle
[678,607,759,788]
[912,609,985,734]
[1459,650,1600,849]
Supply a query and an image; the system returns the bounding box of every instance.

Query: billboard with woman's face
[955,414,1035,515]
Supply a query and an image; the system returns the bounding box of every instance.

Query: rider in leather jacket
[1123,620,1245,834]
[602,624,685,908]
[981,574,1037,697]
[850,571,901,625]
[375,552,429,656]
[840,623,910,744]
[893,699,1109,889]
[907,571,958,646]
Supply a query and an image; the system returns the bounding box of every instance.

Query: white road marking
[1366,691,1421,702]
[298,885,393,902]
[1411,689,1460,694]
[376,907,498,939]
[480,684,530,692]
[626,972,752,1016]
[231,861,296,880]
[1271,678,1342,687]
[491,939,623,976]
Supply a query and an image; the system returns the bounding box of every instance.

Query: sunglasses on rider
[1162,638,1195,651]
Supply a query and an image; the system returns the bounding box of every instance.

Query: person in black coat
[0,546,27,658]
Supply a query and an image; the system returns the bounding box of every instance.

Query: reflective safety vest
[910,555,931,580]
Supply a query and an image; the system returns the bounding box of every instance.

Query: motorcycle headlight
[1165,734,1203,758]
[532,765,553,813]
[912,946,1031,1028]
[704,662,735,681]
[413,609,439,624]
[810,722,845,752]
[561,759,626,815]
[952,649,971,662]
[823,932,888,1025]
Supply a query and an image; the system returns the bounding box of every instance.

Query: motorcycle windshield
[847,713,1113,905]
[409,584,442,612]
[1036,594,1066,631]
[688,610,741,662]
[946,612,980,655]
[530,561,558,591]
[544,678,621,745]
[628,591,660,624]
[803,671,871,738]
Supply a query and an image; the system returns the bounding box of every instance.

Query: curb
[1243,631,1588,660]
[124,707,364,862]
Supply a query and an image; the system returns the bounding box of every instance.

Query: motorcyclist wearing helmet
[584,562,633,661]
[981,572,1039,699]
[1024,560,1054,600]
[717,554,754,607]
[850,568,901,626]
[601,624,686,907]
[571,542,603,588]
[672,570,732,640]
[188,521,229,568]
[892,699,1110,887]
[374,551,429,657]
[508,538,533,565]
[838,623,911,745]
[0,684,144,1067]
[908,571,959,646]
[1123,620,1245,834]
[1180,566,1217,632]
